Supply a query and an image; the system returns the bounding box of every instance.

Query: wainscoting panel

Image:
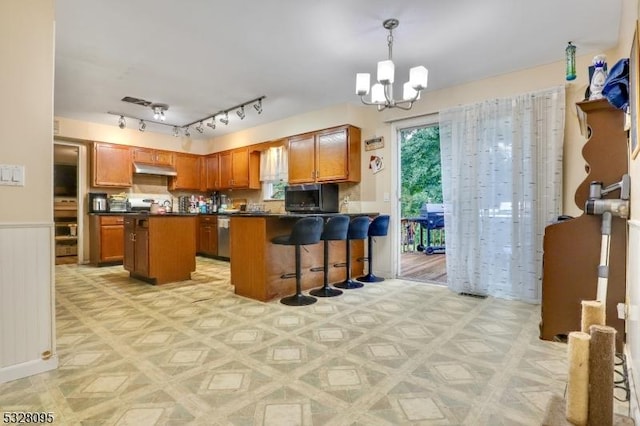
[0,223,57,383]
[628,221,640,419]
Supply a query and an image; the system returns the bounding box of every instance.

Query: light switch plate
[0,164,25,186]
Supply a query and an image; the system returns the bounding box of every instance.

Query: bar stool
[334,216,370,290]
[272,216,324,306]
[357,215,390,283]
[309,215,350,298]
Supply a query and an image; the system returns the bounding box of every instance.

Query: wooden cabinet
[124,215,196,285]
[132,147,174,166]
[205,153,220,190]
[288,125,361,184]
[170,153,203,190]
[90,215,125,265]
[197,215,218,256]
[92,142,132,187]
[217,147,260,189]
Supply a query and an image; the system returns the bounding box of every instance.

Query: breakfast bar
[230,213,373,302]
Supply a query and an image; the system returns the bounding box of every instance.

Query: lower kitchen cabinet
[124,215,196,284]
[90,215,124,265]
[197,215,218,256]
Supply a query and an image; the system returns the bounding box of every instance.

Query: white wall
[0,0,58,382]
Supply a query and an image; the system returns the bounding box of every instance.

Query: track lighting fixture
[253,99,263,114]
[109,95,265,136]
[151,103,168,121]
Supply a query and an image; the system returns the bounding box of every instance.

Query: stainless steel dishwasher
[217,215,230,259]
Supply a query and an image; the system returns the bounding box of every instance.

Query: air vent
[121,96,152,107]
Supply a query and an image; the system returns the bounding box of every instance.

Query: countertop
[90,211,378,218]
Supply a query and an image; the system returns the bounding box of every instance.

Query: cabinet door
[132,147,155,164]
[154,150,174,166]
[316,128,349,182]
[219,151,232,189]
[100,223,124,262]
[93,143,132,187]
[231,148,249,188]
[134,227,149,277]
[288,134,316,184]
[171,153,202,190]
[205,154,220,190]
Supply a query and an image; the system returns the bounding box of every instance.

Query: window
[263,181,287,201]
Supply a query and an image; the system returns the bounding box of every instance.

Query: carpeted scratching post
[587,324,616,426]
[580,300,605,333]
[566,331,590,425]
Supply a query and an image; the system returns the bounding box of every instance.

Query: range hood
[133,162,177,177]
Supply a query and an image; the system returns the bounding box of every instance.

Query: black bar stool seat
[309,215,350,297]
[272,216,324,306]
[357,215,390,283]
[334,216,370,290]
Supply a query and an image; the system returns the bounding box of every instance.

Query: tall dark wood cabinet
[540,99,628,351]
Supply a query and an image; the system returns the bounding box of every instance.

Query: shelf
[55,236,77,241]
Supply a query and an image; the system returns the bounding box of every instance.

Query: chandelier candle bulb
[403,82,419,101]
[356,73,370,95]
[377,59,395,84]
[371,84,386,104]
[410,66,428,90]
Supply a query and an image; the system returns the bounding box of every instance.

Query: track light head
[219,113,229,125]
[138,120,146,132]
[207,119,216,130]
[236,106,245,120]
[184,127,191,137]
[173,126,179,137]
[118,115,126,129]
[253,99,263,114]
[196,121,204,133]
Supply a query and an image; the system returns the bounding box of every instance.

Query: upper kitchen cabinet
[92,142,132,187]
[204,153,220,190]
[218,147,260,190]
[288,125,361,184]
[170,153,203,191]
[132,147,174,166]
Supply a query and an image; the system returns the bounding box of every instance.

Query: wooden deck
[399,252,447,283]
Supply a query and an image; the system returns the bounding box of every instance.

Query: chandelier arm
[383,83,394,107]
[359,96,379,106]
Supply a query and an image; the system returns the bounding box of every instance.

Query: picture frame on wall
[631,20,640,159]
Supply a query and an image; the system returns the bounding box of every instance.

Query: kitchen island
[230,213,375,302]
[123,213,197,285]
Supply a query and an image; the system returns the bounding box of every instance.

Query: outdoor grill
[413,203,445,254]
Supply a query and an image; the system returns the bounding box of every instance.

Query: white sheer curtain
[260,146,288,182]
[438,86,565,302]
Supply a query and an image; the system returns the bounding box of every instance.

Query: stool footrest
[280,272,296,279]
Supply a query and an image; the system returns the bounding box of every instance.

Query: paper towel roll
[588,324,616,426]
[581,300,605,333]
[566,331,590,425]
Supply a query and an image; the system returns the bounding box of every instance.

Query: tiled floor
[0,258,625,425]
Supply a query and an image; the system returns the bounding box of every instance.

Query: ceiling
[54,0,623,139]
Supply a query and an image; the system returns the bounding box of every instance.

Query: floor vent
[459,292,488,299]
[121,96,152,107]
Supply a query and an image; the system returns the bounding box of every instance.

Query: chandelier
[355,19,428,111]
[108,96,265,137]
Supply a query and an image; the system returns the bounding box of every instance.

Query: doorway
[396,119,446,283]
[54,142,85,265]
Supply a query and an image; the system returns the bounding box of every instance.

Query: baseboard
[0,356,58,384]
[625,346,640,422]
